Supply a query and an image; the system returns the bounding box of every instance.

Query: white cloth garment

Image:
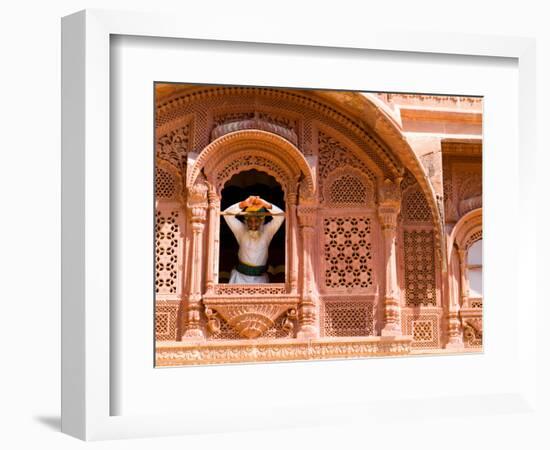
[223,201,285,284]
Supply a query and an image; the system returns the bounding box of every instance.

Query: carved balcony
[203,284,299,339]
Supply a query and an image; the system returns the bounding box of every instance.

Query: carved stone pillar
[296,203,319,339]
[446,248,464,349]
[205,184,220,294]
[287,191,299,294]
[182,181,208,340]
[457,248,467,308]
[378,179,402,336]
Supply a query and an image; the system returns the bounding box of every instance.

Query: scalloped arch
[187,130,316,197]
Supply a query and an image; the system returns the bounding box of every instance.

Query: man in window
[223,195,285,284]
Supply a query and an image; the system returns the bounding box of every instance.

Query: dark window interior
[219,169,286,283]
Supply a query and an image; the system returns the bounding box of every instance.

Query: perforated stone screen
[328,174,368,205]
[323,301,375,337]
[155,210,180,295]
[402,312,440,349]
[322,217,373,290]
[155,303,179,341]
[403,230,436,306]
[155,167,177,199]
[403,188,432,222]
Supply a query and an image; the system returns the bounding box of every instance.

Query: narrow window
[467,239,482,298]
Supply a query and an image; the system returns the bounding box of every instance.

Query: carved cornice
[441,140,482,157]
[382,93,482,106]
[156,336,413,366]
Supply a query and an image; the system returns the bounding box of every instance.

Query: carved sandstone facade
[154,86,483,366]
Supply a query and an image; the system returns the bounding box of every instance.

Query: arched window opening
[218,169,286,284]
[467,239,482,299]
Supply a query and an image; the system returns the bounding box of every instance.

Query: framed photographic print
[153,82,482,367]
[62,9,539,442]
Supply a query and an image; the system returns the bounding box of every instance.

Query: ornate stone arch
[187,129,316,198]
[445,207,482,348]
[449,208,482,257]
[312,91,446,268]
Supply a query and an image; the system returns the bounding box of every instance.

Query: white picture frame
[61,9,540,442]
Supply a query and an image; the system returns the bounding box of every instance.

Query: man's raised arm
[223,202,245,241]
[263,202,285,239]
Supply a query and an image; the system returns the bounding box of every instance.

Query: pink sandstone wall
[154,86,482,364]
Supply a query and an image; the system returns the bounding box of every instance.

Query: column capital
[287,191,298,205]
[377,207,399,232]
[187,181,208,222]
[297,205,317,228]
[207,191,220,208]
[188,179,208,201]
[189,206,207,224]
[205,180,220,206]
[298,179,315,205]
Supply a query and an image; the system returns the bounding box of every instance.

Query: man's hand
[251,196,272,209]
[239,196,272,209]
[239,195,256,209]
[257,198,272,209]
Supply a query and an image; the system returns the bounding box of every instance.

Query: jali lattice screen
[155,166,177,199]
[322,300,375,337]
[403,230,436,306]
[155,209,181,295]
[322,217,374,290]
[328,173,369,205]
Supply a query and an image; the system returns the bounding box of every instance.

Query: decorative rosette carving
[203,287,299,339]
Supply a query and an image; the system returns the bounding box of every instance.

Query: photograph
[154,84,483,366]
[154,82,483,367]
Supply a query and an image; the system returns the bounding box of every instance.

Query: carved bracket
[203,288,299,339]
[379,178,402,208]
[211,303,296,339]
